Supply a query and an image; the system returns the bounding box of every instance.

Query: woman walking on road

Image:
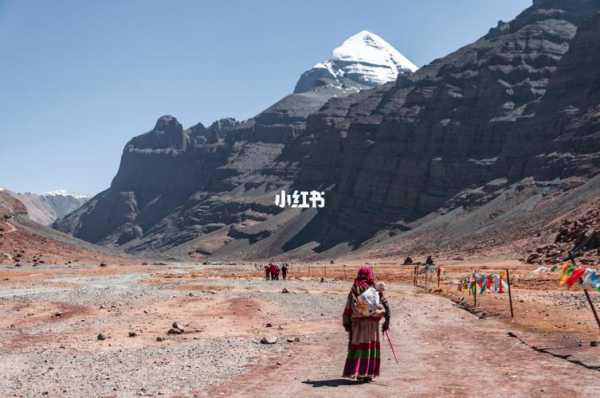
[342,266,390,383]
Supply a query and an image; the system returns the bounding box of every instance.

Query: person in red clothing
[270,263,280,280]
[342,266,390,383]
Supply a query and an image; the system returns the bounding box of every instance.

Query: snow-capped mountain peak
[332,30,417,73]
[294,30,417,94]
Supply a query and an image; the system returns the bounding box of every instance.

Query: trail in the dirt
[2,221,16,234]
[0,222,17,261]
[216,285,600,398]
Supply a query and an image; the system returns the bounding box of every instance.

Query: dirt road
[1,263,599,397]
[216,285,600,398]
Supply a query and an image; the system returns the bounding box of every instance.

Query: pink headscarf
[354,265,374,290]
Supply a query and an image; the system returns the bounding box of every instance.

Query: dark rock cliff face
[56,1,600,257]
[286,1,600,249]
[522,11,600,172]
[54,82,356,251]
[55,115,235,246]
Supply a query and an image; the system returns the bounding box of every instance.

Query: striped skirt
[343,318,381,379]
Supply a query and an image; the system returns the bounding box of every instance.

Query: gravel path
[0,266,344,397]
[214,285,600,398]
[2,264,600,397]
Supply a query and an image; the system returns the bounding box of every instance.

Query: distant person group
[403,255,435,266]
[264,262,289,280]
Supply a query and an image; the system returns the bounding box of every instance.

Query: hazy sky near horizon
[0,0,530,195]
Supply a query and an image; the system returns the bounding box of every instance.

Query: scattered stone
[156,336,165,342]
[97,333,106,341]
[287,337,300,343]
[128,331,137,338]
[260,336,278,345]
[281,288,289,294]
[99,262,107,267]
[167,328,184,335]
[167,322,184,335]
[591,341,599,347]
[265,323,273,328]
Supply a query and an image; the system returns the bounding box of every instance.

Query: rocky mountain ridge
[56,1,600,261]
[14,191,88,226]
[55,31,416,254]
[288,0,600,251]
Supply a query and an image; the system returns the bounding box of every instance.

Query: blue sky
[0,0,530,195]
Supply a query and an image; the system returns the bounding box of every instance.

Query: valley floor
[0,261,599,397]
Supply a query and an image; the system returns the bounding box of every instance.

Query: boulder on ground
[260,336,278,344]
[167,322,184,335]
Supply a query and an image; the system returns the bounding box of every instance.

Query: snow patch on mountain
[294,30,417,94]
[10,190,90,225]
[44,189,89,200]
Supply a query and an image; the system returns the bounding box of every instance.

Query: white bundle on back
[357,287,381,316]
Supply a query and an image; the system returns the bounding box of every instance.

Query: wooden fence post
[437,266,441,289]
[473,275,477,308]
[415,265,419,287]
[583,289,600,331]
[506,269,514,319]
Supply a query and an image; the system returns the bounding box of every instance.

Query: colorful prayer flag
[582,268,600,290]
[566,267,585,288]
[559,262,576,287]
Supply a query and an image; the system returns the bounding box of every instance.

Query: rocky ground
[525,203,600,266]
[1,259,600,397]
